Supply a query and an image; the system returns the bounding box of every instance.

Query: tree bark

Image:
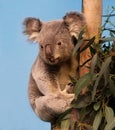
[80,0,102,94]
[82,0,102,40]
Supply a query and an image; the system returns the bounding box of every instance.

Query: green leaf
[79,108,92,122]
[108,20,115,28]
[109,78,115,97]
[92,57,111,101]
[72,30,85,55]
[105,105,114,124]
[77,30,85,41]
[73,39,84,55]
[103,63,110,87]
[71,92,91,108]
[93,110,103,130]
[110,31,115,37]
[61,118,70,130]
[58,109,71,122]
[75,73,91,98]
[90,45,96,56]
[90,53,98,77]
[100,37,115,42]
[60,113,71,130]
[110,29,115,34]
[104,118,115,130]
[93,102,101,111]
[80,36,95,53]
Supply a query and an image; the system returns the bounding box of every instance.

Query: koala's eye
[40,45,43,49]
[57,41,62,46]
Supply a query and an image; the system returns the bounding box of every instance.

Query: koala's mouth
[49,58,55,62]
[47,57,60,64]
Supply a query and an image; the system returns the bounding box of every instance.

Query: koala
[23,12,86,122]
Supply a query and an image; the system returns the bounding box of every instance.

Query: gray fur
[23,12,86,122]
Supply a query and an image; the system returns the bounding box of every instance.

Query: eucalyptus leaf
[105,105,114,124]
[93,102,101,111]
[61,118,70,130]
[101,37,115,42]
[90,53,98,76]
[58,109,71,122]
[108,20,115,28]
[110,31,115,37]
[71,93,91,108]
[103,28,115,34]
[73,39,84,55]
[104,118,115,130]
[92,57,111,101]
[79,108,91,122]
[80,36,95,53]
[77,30,85,41]
[93,110,103,130]
[103,63,110,86]
[75,73,91,98]
[72,30,85,55]
[109,78,115,97]
[90,45,96,55]
[60,113,71,130]
[110,29,115,34]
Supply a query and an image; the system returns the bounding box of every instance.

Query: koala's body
[23,12,86,122]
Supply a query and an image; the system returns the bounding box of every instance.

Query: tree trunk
[82,0,102,41]
[80,0,102,94]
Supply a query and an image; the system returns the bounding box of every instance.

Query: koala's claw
[62,82,74,94]
[67,82,74,87]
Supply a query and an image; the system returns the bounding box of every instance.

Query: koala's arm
[28,74,55,121]
[28,73,43,110]
[28,71,74,122]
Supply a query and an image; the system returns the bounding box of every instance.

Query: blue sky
[0,0,115,130]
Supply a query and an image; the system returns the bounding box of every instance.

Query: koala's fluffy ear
[63,12,86,38]
[23,17,42,41]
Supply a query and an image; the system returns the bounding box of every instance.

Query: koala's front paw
[68,93,74,98]
[63,82,74,94]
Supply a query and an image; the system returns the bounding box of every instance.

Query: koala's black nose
[45,44,53,57]
[45,44,52,55]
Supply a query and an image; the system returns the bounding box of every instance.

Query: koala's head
[23,12,86,65]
